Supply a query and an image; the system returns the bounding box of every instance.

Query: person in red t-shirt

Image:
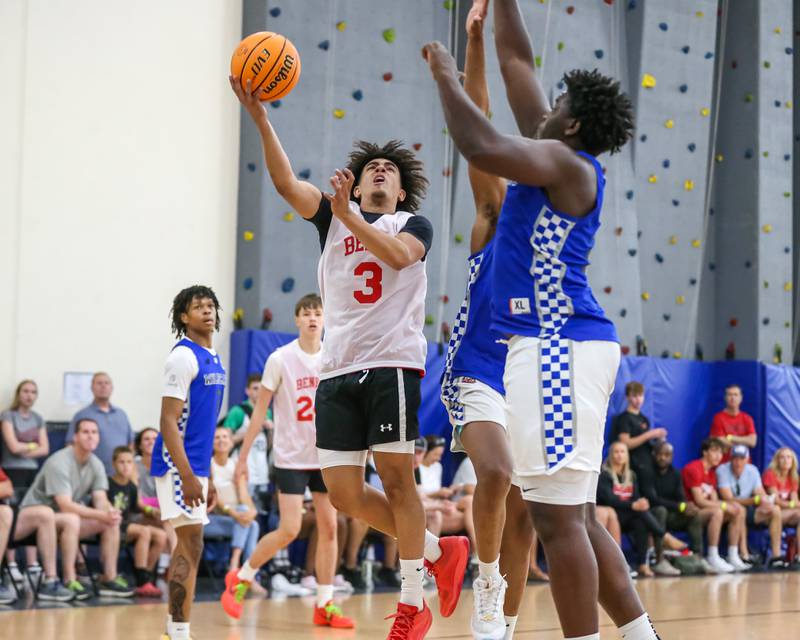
[763,447,800,565]
[709,384,757,462]
[681,438,747,573]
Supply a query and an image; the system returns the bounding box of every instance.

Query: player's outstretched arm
[234,384,274,483]
[464,2,506,253]
[230,76,321,218]
[424,42,578,189]
[494,0,550,138]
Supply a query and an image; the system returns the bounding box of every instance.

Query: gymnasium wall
[0,0,243,428]
[235,0,796,365]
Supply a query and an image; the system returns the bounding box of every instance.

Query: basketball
[230,31,301,102]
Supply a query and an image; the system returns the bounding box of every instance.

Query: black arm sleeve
[308,196,333,252]
[596,472,633,511]
[400,215,434,259]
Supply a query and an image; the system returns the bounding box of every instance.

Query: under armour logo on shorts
[379,423,393,432]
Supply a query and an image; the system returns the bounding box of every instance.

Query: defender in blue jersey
[425,2,660,640]
[439,6,534,639]
[152,285,225,640]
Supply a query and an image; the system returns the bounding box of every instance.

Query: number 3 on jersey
[353,261,383,304]
[296,395,315,422]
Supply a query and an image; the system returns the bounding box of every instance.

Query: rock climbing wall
[233,0,794,364]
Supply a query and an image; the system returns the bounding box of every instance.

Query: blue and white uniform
[152,337,226,525]
[491,152,621,505]
[440,239,508,452]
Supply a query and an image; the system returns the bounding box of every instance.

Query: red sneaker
[313,600,356,628]
[134,581,163,598]
[424,535,469,617]
[385,601,432,639]
[220,569,250,619]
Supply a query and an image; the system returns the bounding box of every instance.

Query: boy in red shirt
[681,438,748,573]
[709,385,756,462]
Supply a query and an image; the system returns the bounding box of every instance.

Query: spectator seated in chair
[19,418,134,599]
[762,447,800,567]
[133,427,176,560]
[108,446,167,595]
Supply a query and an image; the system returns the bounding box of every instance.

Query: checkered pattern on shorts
[539,336,575,469]
[161,405,192,514]
[530,209,575,336]
[441,252,484,425]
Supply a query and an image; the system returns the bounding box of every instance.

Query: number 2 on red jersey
[353,261,383,304]
[296,395,315,422]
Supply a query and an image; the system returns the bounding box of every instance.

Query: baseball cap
[731,444,749,459]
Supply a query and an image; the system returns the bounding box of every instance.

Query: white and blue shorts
[155,469,209,528]
[504,335,620,505]
[443,376,507,453]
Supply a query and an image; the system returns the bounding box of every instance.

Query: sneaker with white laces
[707,555,734,573]
[699,558,719,574]
[652,558,681,576]
[470,575,507,640]
[7,563,25,588]
[728,555,750,572]
[300,575,318,591]
[333,574,354,592]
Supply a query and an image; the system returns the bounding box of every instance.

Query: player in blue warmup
[439,4,534,639]
[424,1,660,639]
[151,286,226,640]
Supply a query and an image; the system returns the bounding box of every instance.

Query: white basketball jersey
[317,202,428,379]
[261,339,321,469]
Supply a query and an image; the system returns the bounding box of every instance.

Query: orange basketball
[231,31,301,102]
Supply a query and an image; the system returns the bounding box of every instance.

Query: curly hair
[170,285,221,338]
[563,69,634,155]
[346,140,429,212]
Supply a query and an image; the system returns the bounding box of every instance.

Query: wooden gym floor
[3,573,798,638]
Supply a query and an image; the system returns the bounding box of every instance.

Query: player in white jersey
[221,294,354,629]
[231,79,470,640]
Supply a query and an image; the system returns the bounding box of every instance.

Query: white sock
[728,546,741,561]
[565,634,599,640]
[478,556,501,581]
[316,584,334,608]
[504,615,518,639]
[169,622,190,640]
[707,545,719,559]
[424,530,442,563]
[165,615,172,635]
[237,560,258,582]
[619,612,658,640]
[399,558,424,610]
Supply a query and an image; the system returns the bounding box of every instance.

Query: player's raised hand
[467,0,489,37]
[229,75,268,124]
[422,41,458,80]
[324,169,356,220]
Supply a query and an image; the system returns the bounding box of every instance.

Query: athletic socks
[504,615,518,639]
[167,618,190,640]
[399,558,425,610]
[424,530,442,563]
[619,612,659,640]
[707,545,720,559]
[479,556,502,581]
[237,560,258,582]
[134,567,151,587]
[316,584,334,608]
[728,546,741,562]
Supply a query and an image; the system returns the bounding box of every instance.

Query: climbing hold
[648,174,658,183]
[603,0,614,5]
[243,277,253,290]
[620,308,628,318]
[640,134,648,142]
[701,107,710,116]
[676,295,685,305]
[763,318,770,325]
[283,211,295,222]
[534,55,542,67]
[687,142,696,152]
[744,149,753,159]
[763,60,771,69]
[442,295,450,304]
[732,60,738,69]
[641,73,657,89]
[382,28,396,43]
[681,45,690,54]
[269,7,281,17]
[669,235,677,245]
[684,180,695,191]
[443,0,454,9]
[454,233,464,243]
[382,72,393,82]
[628,249,637,257]
[412,143,422,151]
[336,21,347,31]
[785,154,791,161]
[673,352,682,359]
[637,230,643,238]
[672,199,680,207]
[709,262,716,271]
[696,10,704,17]
[281,277,295,293]
[662,159,670,168]
[270,100,281,108]
[443,167,452,177]
[298,168,311,180]
[425,314,434,326]
[318,40,330,51]
[557,41,565,51]
[664,119,674,129]
[626,190,634,200]
[785,246,791,253]
[775,27,783,34]
[594,49,604,59]
[615,227,623,236]
[658,22,668,31]
[786,47,794,55]
[729,318,738,327]
[787,101,793,109]
[679,84,688,93]
[762,151,769,157]
[352,89,363,101]
[745,93,754,103]
[716,153,724,162]
[764,281,769,288]
[786,282,793,292]
[243,230,254,242]
[603,286,612,294]
[333,108,345,119]
[745,260,752,268]
[691,238,701,248]
[762,223,773,233]
[247,162,256,172]
[655,253,664,263]
[663,314,671,321]
[690,278,697,285]
[641,292,650,301]
[704,52,713,59]
[621,345,631,355]
[784,192,792,198]
[566,6,575,14]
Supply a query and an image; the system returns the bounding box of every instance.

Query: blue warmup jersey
[441,239,507,414]
[151,338,226,478]
[491,151,618,342]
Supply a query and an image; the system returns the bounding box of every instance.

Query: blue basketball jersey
[490,151,618,343]
[151,338,226,478]
[441,238,507,404]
